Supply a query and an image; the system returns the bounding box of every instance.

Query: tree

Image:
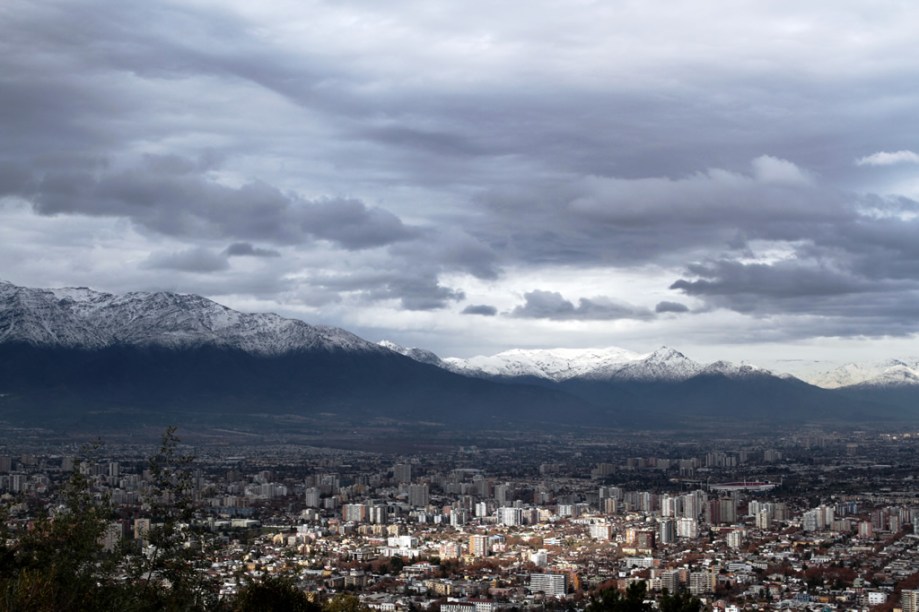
[233,575,319,612]
[659,589,702,612]
[0,454,129,611]
[586,582,651,612]
[323,594,371,612]
[1,428,395,611]
[388,555,405,574]
[119,427,221,610]
[0,428,225,612]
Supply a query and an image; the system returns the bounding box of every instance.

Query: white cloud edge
[855,150,919,167]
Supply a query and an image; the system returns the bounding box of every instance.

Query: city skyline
[2,1,919,368]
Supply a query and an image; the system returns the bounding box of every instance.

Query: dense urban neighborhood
[2,427,919,611]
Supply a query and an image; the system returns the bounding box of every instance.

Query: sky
[2,0,919,372]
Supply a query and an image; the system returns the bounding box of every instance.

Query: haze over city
[2,1,919,372]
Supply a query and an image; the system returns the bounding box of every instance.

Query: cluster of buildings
[2,429,919,610]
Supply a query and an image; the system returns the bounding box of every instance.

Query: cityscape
[2,426,919,610]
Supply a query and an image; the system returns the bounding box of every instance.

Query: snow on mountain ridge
[383,342,777,383]
[0,281,381,356]
[441,346,645,381]
[807,359,919,388]
[701,360,770,378]
[379,340,445,366]
[7,281,915,388]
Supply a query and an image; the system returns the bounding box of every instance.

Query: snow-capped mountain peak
[647,346,686,361]
[597,346,704,381]
[0,281,381,356]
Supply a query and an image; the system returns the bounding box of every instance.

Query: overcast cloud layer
[2,0,919,370]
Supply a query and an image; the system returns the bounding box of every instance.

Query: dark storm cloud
[461,156,919,337]
[670,257,919,336]
[367,277,465,311]
[142,248,229,273]
[658,192,919,335]
[389,229,500,280]
[470,160,839,267]
[224,243,281,258]
[6,157,418,250]
[301,199,418,250]
[655,301,689,314]
[461,304,498,316]
[310,271,465,311]
[671,260,874,300]
[1,1,891,194]
[0,164,35,194]
[360,126,485,158]
[511,290,653,321]
[833,211,919,281]
[2,1,915,186]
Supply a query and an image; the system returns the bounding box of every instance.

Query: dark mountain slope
[0,341,604,431]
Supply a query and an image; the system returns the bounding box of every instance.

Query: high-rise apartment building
[469,534,489,557]
[689,571,713,595]
[494,482,510,505]
[660,569,680,594]
[369,505,388,524]
[408,483,429,507]
[677,517,698,539]
[726,529,744,549]
[393,463,412,484]
[342,503,368,523]
[529,573,567,597]
[659,518,676,544]
[498,506,523,526]
[590,522,612,540]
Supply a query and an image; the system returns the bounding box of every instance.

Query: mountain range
[382,340,919,390]
[382,343,768,383]
[1,280,917,434]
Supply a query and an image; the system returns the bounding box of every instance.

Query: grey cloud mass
[224,243,281,258]
[461,304,498,316]
[511,290,653,321]
[143,248,229,273]
[308,270,465,311]
[2,0,919,363]
[6,157,417,251]
[655,301,689,314]
[670,257,919,331]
